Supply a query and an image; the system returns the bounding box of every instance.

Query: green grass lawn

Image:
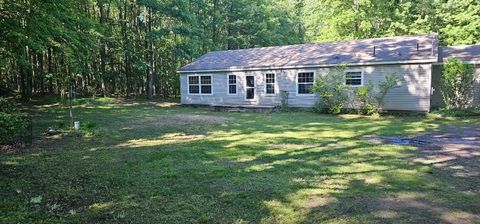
[1,98,479,223]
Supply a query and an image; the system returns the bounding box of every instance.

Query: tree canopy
[0,0,479,99]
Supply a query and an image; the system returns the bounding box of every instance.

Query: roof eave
[177,59,439,74]
[434,60,480,65]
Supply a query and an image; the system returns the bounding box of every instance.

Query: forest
[1,0,479,99]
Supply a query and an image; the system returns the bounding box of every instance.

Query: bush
[431,108,480,117]
[311,68,401,115]
[355,81,376,115]
[279,90,289,112]
[311,67,349,114]
[80,121,99,137]
[355,74,401,115]
[441,59,475,109]
[0,97,29,144]
[0,97,17,113]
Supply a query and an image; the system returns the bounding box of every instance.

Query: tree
[355,74,401,115]
[2,0,478,100]
[0,0,305,99]
[301,0,480,46]
[311,66,349,114]
[439,0,480,45]
[441,59,476,109]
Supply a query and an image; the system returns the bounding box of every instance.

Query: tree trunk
[98,1,107,97]
[146,7,155,99]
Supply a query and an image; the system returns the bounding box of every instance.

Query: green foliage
[0,98,28,144]
[302,0,480,45]
[1,0,479,100]
[279,90,290,112]
[439,0,480,46]
[355,81,376,115]
[2,98,480,223]
[80,121,99,137]
[355,74,401,115]
[311,67,348,114]
[0,0,305,99]
[441,59,476,109]
[376,74,402,109]
[0,97,17,113]
[432,108,480,117]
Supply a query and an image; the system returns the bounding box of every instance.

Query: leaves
[441,59,476,109]
[30,195,43,204]
[1,0,478,99]
[302,0,480,45]
[1,0,305,98]
[355,74,402,115]
[311,66,349,114]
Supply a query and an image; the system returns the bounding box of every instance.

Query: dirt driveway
[367,126,480,177]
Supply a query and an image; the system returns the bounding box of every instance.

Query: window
[188,75,212,94]
[297,72,314,94]
[188,76,199,94]
[265,73,275,95]
[228,75,237,94]
[345,71,363,86]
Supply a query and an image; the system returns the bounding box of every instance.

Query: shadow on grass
[1,99,479,223]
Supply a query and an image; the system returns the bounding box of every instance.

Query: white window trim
[296,70,316,96]
[344,70,364,87]
[245,75,255,101]
[187,74,213,95]
[264,72,276,96]
[227,74,237,95]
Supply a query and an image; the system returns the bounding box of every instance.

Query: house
[178,34,480,112]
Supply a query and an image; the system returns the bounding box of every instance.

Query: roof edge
[434,60,480,65]
[177,59,438,74]
[440,44,480,50]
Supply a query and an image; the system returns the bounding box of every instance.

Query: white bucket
[74,121,80,130]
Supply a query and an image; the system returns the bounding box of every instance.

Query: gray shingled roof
[439,45,480,62]
[179,34,439,73]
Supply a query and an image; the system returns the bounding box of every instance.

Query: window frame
[227,74,237,95]
[187,74,213,95]
[344,70,364,87]
[296,70,316,96]
[264,72,276,96]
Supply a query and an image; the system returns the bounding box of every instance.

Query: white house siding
[180,63,433,112]
[431,64,480,108]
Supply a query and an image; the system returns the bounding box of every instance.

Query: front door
[246,76,255,100]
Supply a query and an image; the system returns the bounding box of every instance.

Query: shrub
[441,59,475,109]
[355,74,401,115]
[355,81,376,115]
[431,108,480,117]
[80,121,99,137]
[279,90,289,112]
[377,74,401,104]
[0,97,17,113]
[0,97,29,144]
[311,67,349,114]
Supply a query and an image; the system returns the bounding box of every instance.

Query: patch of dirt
[122,114,231,133]
[0,143,28,154]
[307,192,480,224]
[365,126,480,177]
[115,133,206,148]
[305,196,338,209]
[377,193,480,224]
